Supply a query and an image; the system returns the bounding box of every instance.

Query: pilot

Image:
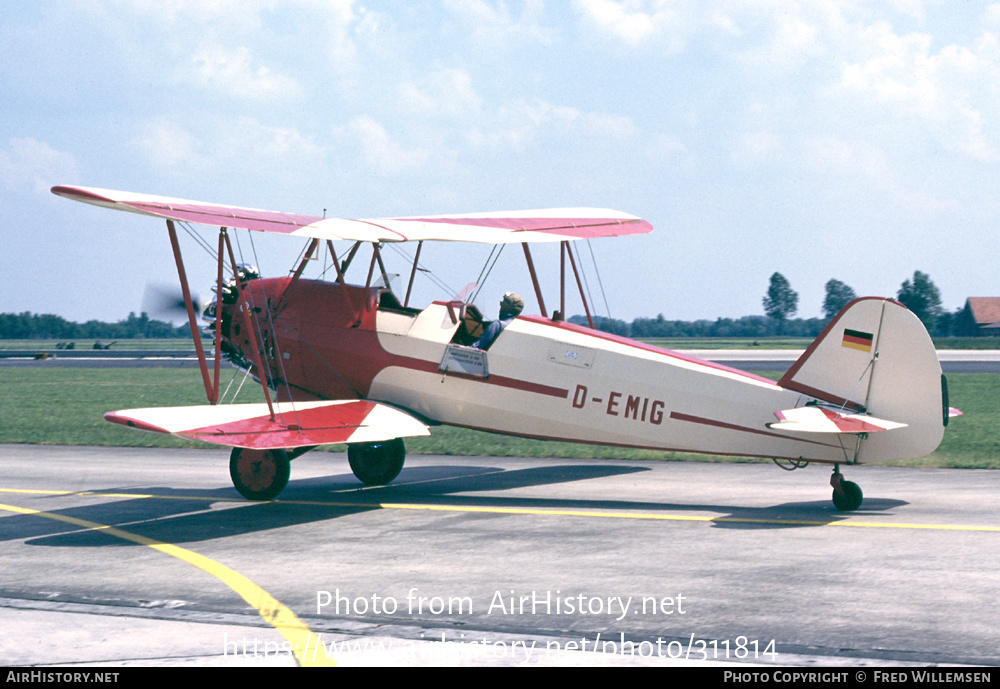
[472,292,524,350]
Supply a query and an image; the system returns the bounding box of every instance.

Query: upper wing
[52,185,653,244]
[105,399,429,449]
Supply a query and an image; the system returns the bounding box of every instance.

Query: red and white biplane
[53,185,956,510]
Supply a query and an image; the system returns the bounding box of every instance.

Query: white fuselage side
[369,305,855,463]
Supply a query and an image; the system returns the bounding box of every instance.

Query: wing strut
[521,243,548,318]
[559,241,594,328]
[326,240,360,322]
[219,227,277,420]
[404,241,424,308]
[274,237,320,314]
[168,219,279,419]
[167,220,219,404]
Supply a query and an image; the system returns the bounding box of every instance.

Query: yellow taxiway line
[3,487,998,533]
[0,501,335,667]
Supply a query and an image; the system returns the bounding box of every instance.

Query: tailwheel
[348,438,406,486]
[230,447,290,501]
[830,465,863,511]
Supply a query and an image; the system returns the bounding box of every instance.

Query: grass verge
[0,368,995,468]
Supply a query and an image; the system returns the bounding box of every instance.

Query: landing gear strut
[830,464,863,511]
[348,438,406,485]
[230,447,290,501]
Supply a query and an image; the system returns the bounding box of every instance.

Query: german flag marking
[842,328,874,352]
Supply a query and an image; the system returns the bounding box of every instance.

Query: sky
[2,0,998,325]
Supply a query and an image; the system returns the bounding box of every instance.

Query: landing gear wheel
[831,465,863,511]
[230,447,290,501]
[348,439,406,485]
[832,480,863,511]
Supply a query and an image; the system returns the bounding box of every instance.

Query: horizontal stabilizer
[767,406,908,434]
[105,400,429,449]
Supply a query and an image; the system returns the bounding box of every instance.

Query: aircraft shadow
[9,462,905,548]
[11,464,639,548]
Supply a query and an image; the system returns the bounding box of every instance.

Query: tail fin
[779,297,945,463]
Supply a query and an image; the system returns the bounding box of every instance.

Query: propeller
[141,283,205,325]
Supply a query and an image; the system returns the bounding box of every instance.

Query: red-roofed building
[956,298,1000,336]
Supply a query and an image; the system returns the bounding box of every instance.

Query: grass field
[3,336,998,351]
[0,339,193,351]
[0,368,995,469]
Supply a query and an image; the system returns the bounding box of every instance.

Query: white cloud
[840,22,939,113]
[484,99,637,152]
[734,131,785,164]
[0,138,80,194]
[341,116,431,175]
[573,0,664,46]
[132,117,323,172]
[838,20,1000,161]
[76,0,360,94]
[223,117,324,161]
[97,0,354,28]
[801,137,890,181]
[442,0,557,45]
[183,45,302,101]
[133,119,204,170]
[987,4,1000,26]
[398,69,483,119]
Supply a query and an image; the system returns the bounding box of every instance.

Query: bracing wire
[222,365,253,405]
[572,242,598,319]
[244,230,300,427]
[287,239,312,278]
[471,244,505,305]
[169,223,257,408]
[230,366,253,404]
[383,242,459,296]
[178,221,217,261]
[586,239,613,318]
[468,245,498,303]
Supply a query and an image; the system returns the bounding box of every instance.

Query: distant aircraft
[53,185,959,510]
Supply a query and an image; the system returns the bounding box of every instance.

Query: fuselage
[227,278,856,464]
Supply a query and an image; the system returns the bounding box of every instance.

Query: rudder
[779,297,944,463]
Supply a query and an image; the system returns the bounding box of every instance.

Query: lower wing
[105,400,429,449]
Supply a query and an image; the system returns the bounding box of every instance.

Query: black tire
[230,447,290,501]
[348,439,406,485]
[832,480,863,511]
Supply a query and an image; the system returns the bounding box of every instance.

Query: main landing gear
[348,438,406,486]
[229,446,316,501]
[830,464,863,512]
[230,448,291,501]
[228,439,408,499]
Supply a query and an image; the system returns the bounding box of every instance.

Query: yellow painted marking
[0,502,335,667]
[370,502,1000,532]
[3,487,998,533]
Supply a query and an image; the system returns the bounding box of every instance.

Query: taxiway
[1,445,998,666]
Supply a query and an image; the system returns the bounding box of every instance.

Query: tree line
[0,269,977,341]
[576,270,979,339]
[0,311,190,340]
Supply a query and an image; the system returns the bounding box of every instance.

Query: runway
[1,445,998,667]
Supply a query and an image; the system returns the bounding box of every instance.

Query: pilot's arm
[472,319,505,350]
[471,292,523,350]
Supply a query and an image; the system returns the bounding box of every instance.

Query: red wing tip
[104,411,166,434]
[51,186,110,203]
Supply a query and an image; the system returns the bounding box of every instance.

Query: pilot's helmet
[236,264,259,282]
[500,292,524,317]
